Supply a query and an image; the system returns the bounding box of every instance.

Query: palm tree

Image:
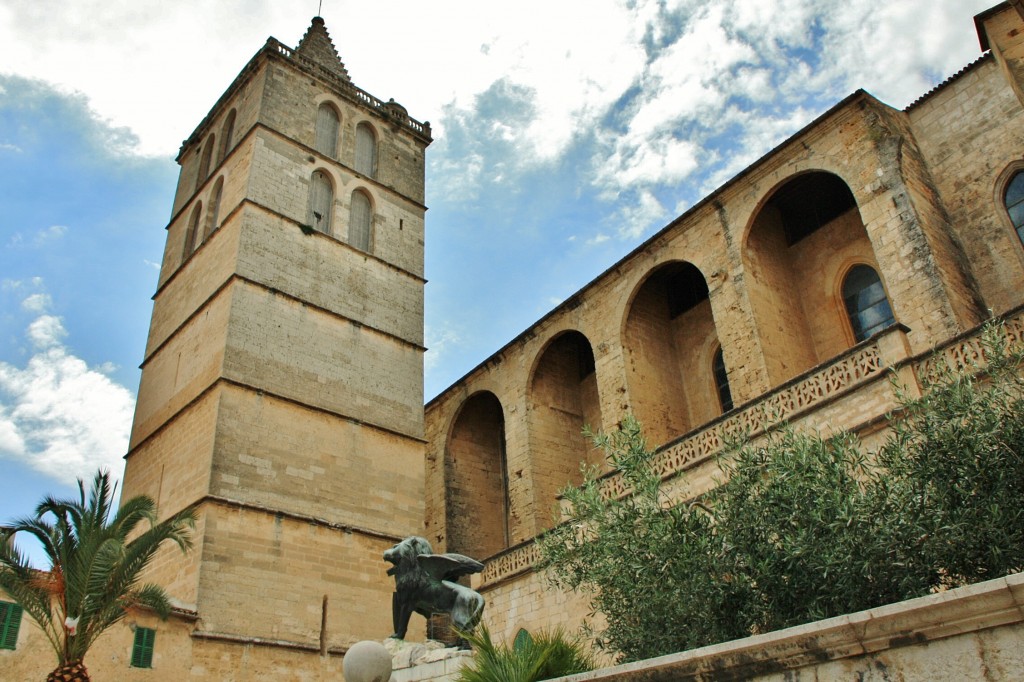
[0,470,195,682]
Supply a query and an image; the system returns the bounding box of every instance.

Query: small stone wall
[559,573,1024,681]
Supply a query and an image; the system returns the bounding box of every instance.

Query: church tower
[121,18,431,670]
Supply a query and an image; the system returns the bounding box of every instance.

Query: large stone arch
[445,391,509,559]
[526,330,602,530]
[743,170,885,385]
[622,260,721,448]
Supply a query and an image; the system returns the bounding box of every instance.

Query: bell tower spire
[295,15,351,82]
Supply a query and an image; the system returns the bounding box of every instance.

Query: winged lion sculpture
[383,536,485,643]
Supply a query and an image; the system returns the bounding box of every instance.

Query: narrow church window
[308,171,334,235]
[315,104,340,158]
[349,190,372,251]
[184,203,203,258]
[843,265,895,342]
[206,177,224,239]
[713,346,733,413]
[197,135,216,190]
[355,122,377,178]
[0,600,23,650]
[218,109,237,164]
[130,627,156,668]
[1006,170,1024,245]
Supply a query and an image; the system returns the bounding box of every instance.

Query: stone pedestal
[383,639,475,682]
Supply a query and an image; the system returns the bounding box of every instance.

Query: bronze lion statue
[383,536,485,643]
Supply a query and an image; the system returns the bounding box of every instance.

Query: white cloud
[21,293,51,312]
[424,323,463,377]
[615,189,668,240]
[26,315,66,348]
[5,225,70,250]
[36,225,68,244]
[0,307,134,487]
[0,142,21,153]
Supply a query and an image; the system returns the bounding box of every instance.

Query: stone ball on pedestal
[343,640,393,682]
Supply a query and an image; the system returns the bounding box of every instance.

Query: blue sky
[0,0,995,548]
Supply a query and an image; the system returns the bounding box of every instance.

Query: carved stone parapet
[918,306,1024,382]
[476,542,540,589]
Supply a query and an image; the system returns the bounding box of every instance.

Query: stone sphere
[343,640,393,682]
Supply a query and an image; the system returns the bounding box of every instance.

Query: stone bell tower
[121,17,431,670]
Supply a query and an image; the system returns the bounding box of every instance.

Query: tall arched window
[349,190,372,251]
[205,177,224,239]
[1005,170,1024,246]
[314,104,340,158]
[218,109,236,165]
[196,135,215,190]
[354,122,377,178]
[712,346,733,413]
[184,202,203,258]
[308,171,333,235]
[842,265,895,342]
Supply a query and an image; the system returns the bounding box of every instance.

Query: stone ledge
[558,572,1024,682]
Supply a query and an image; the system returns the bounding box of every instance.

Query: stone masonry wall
[908,54,1024,315]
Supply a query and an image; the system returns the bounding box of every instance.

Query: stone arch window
[527,330,601,530]
[205,177,224,239]
[842,264,895,342]
[1005,170,1024,246]
[184,202,203,258]
[308,170,334,235]
[196,135,216,191]
[623,261,719,447]
[217,109,236,165]
[354,122,377,178]
[349,189,372,251]
[446,391,509,559]
[744,171,878,385]
[314,103,340,158]
[712,346,733,413]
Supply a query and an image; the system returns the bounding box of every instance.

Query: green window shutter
[131,627,156,668]
[0,601,22,650]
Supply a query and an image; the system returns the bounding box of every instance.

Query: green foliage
[538,416,755,660]
[878,327,1024,586]
[539,322,1024,663]
[456,625,594,682]
[0,470,195,673]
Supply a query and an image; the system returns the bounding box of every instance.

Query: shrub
[455,624,594,682]
[539,321,1024,662]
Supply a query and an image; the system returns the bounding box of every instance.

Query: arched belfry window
[1006,170,1024,246]
[712,346,733,413]
[349,190,372,251]
[205,177,224,239]
[842,265,895,342]
[314,103,340,158]
[354,122,377,178]
[196,135,215,190]
[218,109,236,165]
[308,171,333,235]
[184,202,203,258]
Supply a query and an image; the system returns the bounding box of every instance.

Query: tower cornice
[177,29,431,162]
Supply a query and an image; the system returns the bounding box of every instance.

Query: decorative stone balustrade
[919,307,1024,381]
[477,541,541,587]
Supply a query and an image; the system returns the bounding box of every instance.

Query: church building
[3,3,1024,680]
